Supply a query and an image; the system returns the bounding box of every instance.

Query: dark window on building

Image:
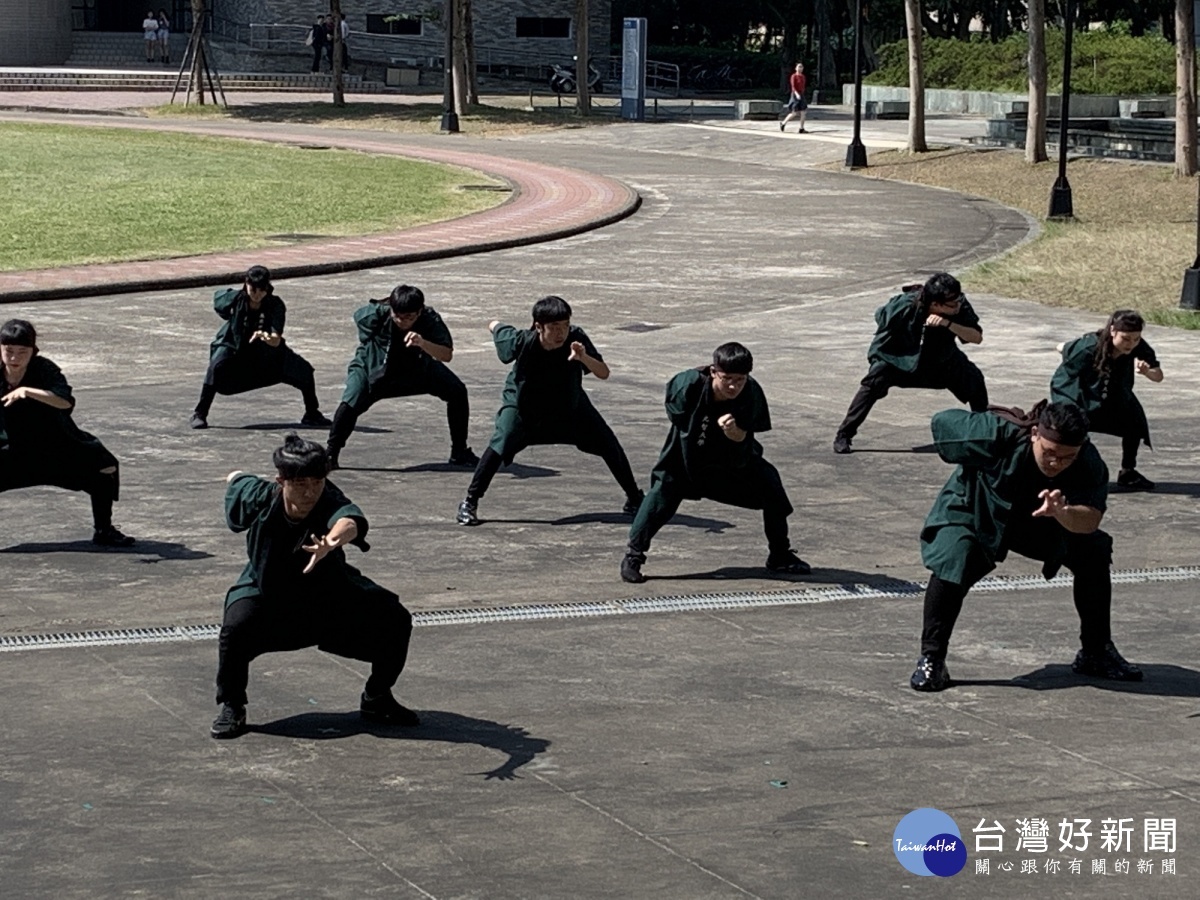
[366,14,423,36]
[515,17,571,38]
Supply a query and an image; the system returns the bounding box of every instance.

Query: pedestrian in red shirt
[781,63,808,133]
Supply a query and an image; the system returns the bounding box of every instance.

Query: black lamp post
[440,0,459,133]
[1047,0,1075,219]
[845,0,868,169]
[1180,177,1200,309]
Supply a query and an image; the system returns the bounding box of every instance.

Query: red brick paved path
[0,115,640,302]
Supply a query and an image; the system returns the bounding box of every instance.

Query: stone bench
[736,99,782,120]
[865,100,909,119]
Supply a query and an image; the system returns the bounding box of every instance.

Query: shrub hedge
[866,31,1175,94]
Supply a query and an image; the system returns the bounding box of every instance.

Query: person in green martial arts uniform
[211,433,417,739]
[834,272,987,454]
[190,265,330,430]
[1051,309,1163,492]
[620,342,810,584]
[910,400,1142,692]
[1,319,134,547]
[455,295,643,526]
[325,284,477,470]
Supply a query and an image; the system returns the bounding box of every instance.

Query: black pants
[466,406,641,503]
[328,364,470,453]
[837,355,988,439]
[920,528,1114,659]
[195,347,320,417]
[627,459,793,557]
[0,461,119,530]
[215,589,413,707]
[1087,410,1143,470]
[311,43,325,72]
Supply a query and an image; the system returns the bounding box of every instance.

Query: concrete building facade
[2,0,74,66]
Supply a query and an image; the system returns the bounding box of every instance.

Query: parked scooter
[549,57,603,94]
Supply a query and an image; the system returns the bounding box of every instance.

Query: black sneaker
[620,552,646,584]
[456,499,479,526]
[1072,642,1143,681]
[189,412,208,430]
[766,549,811,575]
[448,446,480,467]
[797,127,807,134]
[1117,469,1155,492]
[211,703,247,739]
[326,447,341,471]
[622,490,645,517]
[833,434,852,454]
[910,655,950,692]
[93,525,135,547]
[779,121,786,132]
[360,690,420,726]
[300,409,332,427]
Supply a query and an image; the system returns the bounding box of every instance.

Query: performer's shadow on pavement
[651,565,910,586]
[341,462,558,477]
[0,539,212,561]
[1111,481,1200,498]
[843,443,938,455]
[250,710,550,780]
[495,513,735,529]
[954,664,1200,698]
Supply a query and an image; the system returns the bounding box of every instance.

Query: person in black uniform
[325,285,477,470]
[834,272,987,454]
[211,433,418,739]
[621,342,809,583]
[190,265,330,430]
[455,295,643,526]
[0,319,134,547]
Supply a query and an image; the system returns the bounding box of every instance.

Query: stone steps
[0,69,385,93]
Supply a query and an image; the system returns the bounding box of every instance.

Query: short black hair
[272,433,330,479]
[712,342,753,374]
[387,285,426,315]
[245,265,273,294]
[0,319,37,348]
[531,295,572,325]
[923,272,961,305]
[1038,401,1090,447]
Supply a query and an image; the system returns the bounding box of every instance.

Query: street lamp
[1047,0,1075,219]
[845,0,868,169]
[1180,176,1200,309]
[440,0,459,133]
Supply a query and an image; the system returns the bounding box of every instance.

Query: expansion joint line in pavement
[2,565,1197,653]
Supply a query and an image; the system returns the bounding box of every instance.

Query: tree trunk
[905,0,927,152]
[1026,0,1049,163]
[575,0,590,114]
[329,0,344,107]
[463,0,478,105]
[190,0,206,104]
[452,0,468,113]
[1177,0,1198,176]
[815,0,837,94]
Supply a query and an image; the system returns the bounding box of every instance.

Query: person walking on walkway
[455,296,643,526]
[1050,310,1163,492]
[621,342,810,583]
[1,319,135,547]
[211,434,419,739]
[834,272,987,454]
[780,63,808,133]
[910,400,1142,692]
[190,266,331,430]
[325,285,478,470]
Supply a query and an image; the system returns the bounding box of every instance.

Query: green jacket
[223,473,371,608]
[1050,331,1156,446]
[650,367,771,492]
[867,290,981,373]
[0,356,119,481]
[209,288,287,358]
[920,409,1107,583]
[350,303,453,381]
[493,323,600,422]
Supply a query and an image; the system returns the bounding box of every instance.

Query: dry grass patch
[832,147,1200,328]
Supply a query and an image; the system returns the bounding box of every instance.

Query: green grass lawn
[0,122,504,271]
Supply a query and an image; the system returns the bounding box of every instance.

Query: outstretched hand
[1135,358,1151,375]
[1032,489,1068,519]
[302,532,341,573]
[1,386,29,406]
[567,341,587,362]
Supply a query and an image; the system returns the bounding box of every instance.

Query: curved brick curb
[0,117,641,303]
